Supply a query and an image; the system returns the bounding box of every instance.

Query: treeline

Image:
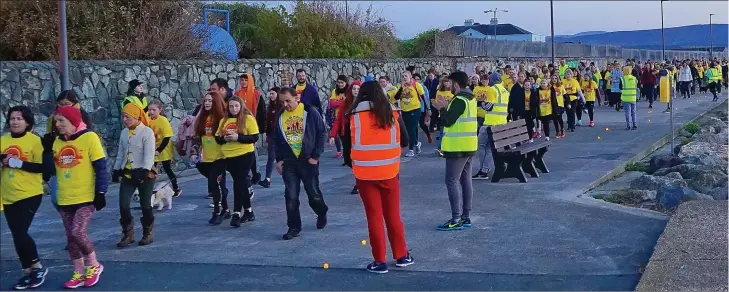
[0,0,436,61]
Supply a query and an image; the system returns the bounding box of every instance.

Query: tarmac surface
[1,91,726,290]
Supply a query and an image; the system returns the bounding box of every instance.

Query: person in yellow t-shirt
[214,96,259,227]
[193,91,230,219]
[394,71,426,157]
[472,76,489,127]
[434,76,455,155]
[327,75,348,157]
[562,69,583,131]
[1,105,50,288]
[51,105,108,287]
[581,73,599,127]
[536,78,559,139]
[550,74,567,138]
[147,101,181,197]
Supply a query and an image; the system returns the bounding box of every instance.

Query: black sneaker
[222,209,231,219]
[350,186,359,195]
[316,214,328,229]
[251,172,261,184]
[395,254,415,267]
[206,193,213,199]
[230,213,242,228]
[631,125,638,130]
[258,179,271,188]
[437,219,464,231]
[472,171,489,180]
[209,213,222,225]
[13,267,47,290]
[282,228,301,240]
[366,262,388,274]
[460,218,472,227]
[241,210,255,223]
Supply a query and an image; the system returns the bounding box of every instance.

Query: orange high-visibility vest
[349,102,401,181]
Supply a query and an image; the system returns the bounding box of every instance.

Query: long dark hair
[349,81,394,129]
[267,87,282,113]
[335,75,348,94]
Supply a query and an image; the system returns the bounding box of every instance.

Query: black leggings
[539,116,557,137]
[512,113,534,138]
[565,96,577,129]
[556,108,565,132]
[3,195,42,269]
[419,111,432,140]
[226,152,255,213]
[585,101,595,122]
[197,160,228,213]
[159,160,178,190]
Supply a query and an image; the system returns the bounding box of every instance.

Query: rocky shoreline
[593,100,728,212]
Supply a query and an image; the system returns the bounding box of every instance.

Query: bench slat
[491,126,529,141]
[489,119,526,133]
[493,133,530,149]
[498,140,549,153]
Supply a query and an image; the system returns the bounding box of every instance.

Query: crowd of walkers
[1,56,726,288]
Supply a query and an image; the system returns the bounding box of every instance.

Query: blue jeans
[623,102,636,127]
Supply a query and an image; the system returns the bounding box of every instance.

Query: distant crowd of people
[1,55,725,289]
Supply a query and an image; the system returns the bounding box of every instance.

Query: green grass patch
[625,161,650,172]
[683,122,700,135]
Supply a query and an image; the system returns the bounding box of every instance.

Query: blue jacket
[423,77,439,100]
[418,81,431,112]
[274,104,327,162]
[299,83,323,115]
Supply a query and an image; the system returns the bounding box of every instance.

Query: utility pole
[58,0,70,91]
[710,13,715,58]
[550,0,555,65]
[484,8,508,40]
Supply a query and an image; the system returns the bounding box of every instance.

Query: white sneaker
[415,142,422,154]
[405,150,415,157]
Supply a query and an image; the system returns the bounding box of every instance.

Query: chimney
[490,18,498,25]
[464,19,474,26]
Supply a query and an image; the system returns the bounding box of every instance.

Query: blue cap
[364,75,375,82]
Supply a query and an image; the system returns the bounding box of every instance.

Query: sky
[253,1,728,39]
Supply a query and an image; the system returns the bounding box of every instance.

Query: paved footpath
[2,91,726,291]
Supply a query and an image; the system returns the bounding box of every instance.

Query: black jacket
[274,104,326,162]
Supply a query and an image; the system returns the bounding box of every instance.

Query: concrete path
[636,200,728,291]
[2,91,726,291]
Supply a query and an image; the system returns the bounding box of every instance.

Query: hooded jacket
[234,75,267,132]
[298,82,323,115]
[274,103,326,162]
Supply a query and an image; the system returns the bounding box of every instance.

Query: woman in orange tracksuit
[345,81,413,274]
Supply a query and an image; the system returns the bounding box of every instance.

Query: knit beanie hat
[489,72,503,85]
[55,106,82,128]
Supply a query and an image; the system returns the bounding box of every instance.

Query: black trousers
[642,85,655,104]
[539,116,557,137]
[555,107,565,132]
[512,112,534,138]
[159,160,178,190]
[197,160,229,213]
[340,134,352,167]
[282,157,329,230]
[429,104,441,131]
[226,152,255,213]
[3,195,42,269]
[585,101,595,122]
[419,112,431,139]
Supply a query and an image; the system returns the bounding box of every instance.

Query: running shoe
[437,219,464,231]
[366,262,388,274]
[335,152,343,158]
[12,268,47,290]
[83,265,103,288]
[404,150,415,157]
[471,171,489,180]
[63,271,84,289]
[459,218,472,227]
[258,178,271,188]
[396,254,415,267]
[589,121,595,127]
[415,142,422,154]
[172,188,182,198]
[241,210,255,223]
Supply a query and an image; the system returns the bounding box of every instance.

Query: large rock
[630,174,688,195]
[708,185,729,200]
[687,171,726,194]
[678,141,728,161]
[681,154,728,173]
[658,187,713,210]
[703,117,728,132]
[648,154,684,173]
[629,189,658,201]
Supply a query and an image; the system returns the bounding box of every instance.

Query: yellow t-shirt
[281,103,305,157]
[201,116,224,162]
[296,84,306,96]
[330,89,345,116]
[698,67,704,78]
[538,89,553,117]
[53,131,106,206]
[524,90,532,111]
[1,133,44,204]
[399,83,425,112]
[150,116,175,162]
[604,71,611,88]
[563,78,581,101]
[503,77,514,91]
[435,90,454,104]
[553,85,565,108]
[581,80,598,102]
[473,85,489,118]
[219,115,259,158]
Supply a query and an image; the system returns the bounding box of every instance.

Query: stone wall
[0,57,601,168]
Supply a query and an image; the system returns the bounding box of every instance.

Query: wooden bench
[486,119,551,183]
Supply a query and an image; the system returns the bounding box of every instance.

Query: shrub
[625,161,649,172]
[683,122,700,135]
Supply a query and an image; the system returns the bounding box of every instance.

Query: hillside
[552,24,728,50]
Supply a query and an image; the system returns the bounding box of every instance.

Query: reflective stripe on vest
[484,84,509,126]
[621,76,637,102]
[709,68,720,82]
[350,107,401,180]
[442,95,478,152]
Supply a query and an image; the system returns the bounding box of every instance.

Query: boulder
[686,171,726,194]
[648,154,683,173]
[658,187,713,210]
[708,185,729,200]
[664,172,683,180]
[678,141,728,161]
[681,154,728,173]
[628,189,657,201]
[630,174,687,194]
[704,117,728,132]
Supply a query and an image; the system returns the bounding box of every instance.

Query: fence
[433,33,711,61]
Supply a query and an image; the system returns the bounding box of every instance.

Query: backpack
[176,115,200,157]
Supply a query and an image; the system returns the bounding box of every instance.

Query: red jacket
[329,102,348,138]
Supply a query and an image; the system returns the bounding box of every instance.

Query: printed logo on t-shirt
[55,145,82,168]
[3,145,28,161]
[204,120,214,136]
[224,122,237,136]
[284,115,304,151]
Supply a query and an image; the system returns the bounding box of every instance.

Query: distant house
[444,18,545,42]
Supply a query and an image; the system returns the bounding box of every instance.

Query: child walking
[147,100,181,197]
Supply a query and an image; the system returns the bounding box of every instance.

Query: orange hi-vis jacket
[349,102,401,181]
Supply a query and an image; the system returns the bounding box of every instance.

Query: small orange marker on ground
[605,127,610,131]
[323,262,329,269]
[361,240,367,246]
[597,136,602,140]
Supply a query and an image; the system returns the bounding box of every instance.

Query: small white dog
[151,183,174,211]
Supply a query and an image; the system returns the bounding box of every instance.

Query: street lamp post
[550,0,555,65]
[58,0,70,91]
[484,8,508,40]
[659,0,675,154]
[710,13,715,58]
